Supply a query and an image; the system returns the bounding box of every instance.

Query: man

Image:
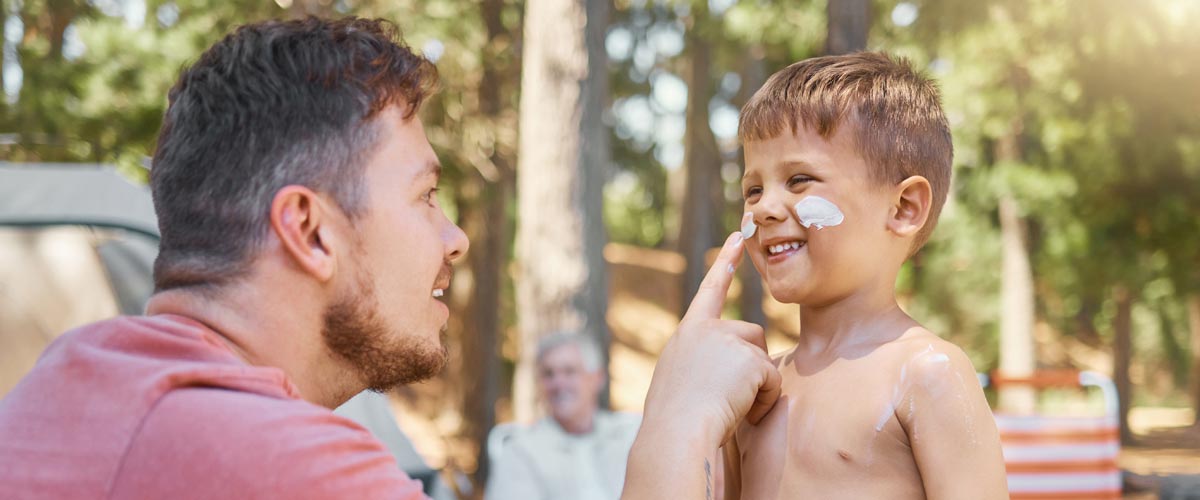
[0,17,779,499]
[487,333,640,500]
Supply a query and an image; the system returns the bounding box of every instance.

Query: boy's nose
[754,189,794,224]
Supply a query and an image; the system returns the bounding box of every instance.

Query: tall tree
[1112,285,1134,442]
[735,49,769,328]
[678,0,722,304]
[513,0,611,421]
[825,0,869,55]
[456,0,520,488]
[286,0,334,18]
[1189,295,1200,424]
[997,117,1037,413]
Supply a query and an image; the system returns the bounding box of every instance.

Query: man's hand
[623,231,782,500]
[642,231,782,445]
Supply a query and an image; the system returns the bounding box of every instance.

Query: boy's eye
[422,187,440,204]
[743,186,763,200]
[788,175,815,187]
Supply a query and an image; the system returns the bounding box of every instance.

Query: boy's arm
[900,343,1008,500]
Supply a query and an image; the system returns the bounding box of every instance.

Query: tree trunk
[736,48,768,328]
[288,0,333,18]
[997,194,1037,413]
[1113,285,1135,444]
[459,177,509,491]
[1187,294,1200,426]
[679,2,723,305]
[1,0,6,105]
[513,0,610,422]
[30,0,75,61]
[825,0,869,55]
[458,0,517,489]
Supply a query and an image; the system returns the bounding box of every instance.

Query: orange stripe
[1000,430,1118,444]
[990,370,1081,388]
[1010,493,1120,500]
[1004,459,1119,473]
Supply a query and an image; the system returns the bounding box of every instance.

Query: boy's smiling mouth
[762,238,806,259]
[767,241,804,255]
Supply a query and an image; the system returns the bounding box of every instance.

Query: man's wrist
[640,404,724,450]
[624,413,715,500]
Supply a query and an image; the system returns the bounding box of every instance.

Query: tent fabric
[0,226,122,395]
[94,236,158,315]
[0,162,159,239]
[334,391,439,493]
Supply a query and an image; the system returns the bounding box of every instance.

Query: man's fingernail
[727,264,736,274]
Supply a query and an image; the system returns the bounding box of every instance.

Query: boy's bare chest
[733,361,926,499]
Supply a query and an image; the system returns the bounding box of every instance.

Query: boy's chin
[765,284,811,305]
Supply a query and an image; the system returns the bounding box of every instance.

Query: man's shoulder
[111,387,425,499]
[134,386,385,459]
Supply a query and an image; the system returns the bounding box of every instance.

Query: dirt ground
[1122,409,1200,499]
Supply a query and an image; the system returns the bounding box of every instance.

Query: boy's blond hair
[739,52,952,252]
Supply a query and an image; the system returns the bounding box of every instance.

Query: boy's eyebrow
[742,160,819,181]
[779,159,818,170]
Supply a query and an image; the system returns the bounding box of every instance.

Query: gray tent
[0,162,159,391]
[0,162,444,495]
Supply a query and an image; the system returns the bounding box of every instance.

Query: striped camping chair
[981,370,1122,500]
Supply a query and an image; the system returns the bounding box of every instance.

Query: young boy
[723,52,1008,499]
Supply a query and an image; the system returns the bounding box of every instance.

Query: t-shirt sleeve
[109,388,428,500]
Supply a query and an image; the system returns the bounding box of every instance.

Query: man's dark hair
[150,17,437,291]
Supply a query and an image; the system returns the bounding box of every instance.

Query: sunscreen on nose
[794,196,844,229]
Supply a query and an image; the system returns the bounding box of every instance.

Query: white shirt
[486,411,641,500]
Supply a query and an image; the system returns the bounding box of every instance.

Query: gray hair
[536,332,603,373]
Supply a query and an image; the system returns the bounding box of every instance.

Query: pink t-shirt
[0,315,427,499]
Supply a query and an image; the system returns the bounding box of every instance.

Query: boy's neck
[795,284,914,356]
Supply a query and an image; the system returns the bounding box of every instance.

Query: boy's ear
[888,175,932,239]
[269,186,342,283]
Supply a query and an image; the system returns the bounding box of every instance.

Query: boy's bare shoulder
[887,327,981,397]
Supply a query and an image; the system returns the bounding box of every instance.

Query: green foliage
[1,0,281,172]
[883,0,1200,400]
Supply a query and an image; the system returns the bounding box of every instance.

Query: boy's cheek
[746,246,770,276]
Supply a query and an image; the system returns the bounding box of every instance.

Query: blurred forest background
[3,0,1199,493]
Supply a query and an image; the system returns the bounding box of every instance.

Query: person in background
[487,333,640,500]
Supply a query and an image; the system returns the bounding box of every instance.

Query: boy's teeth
[433,289,444,298]
[768,242,801,255]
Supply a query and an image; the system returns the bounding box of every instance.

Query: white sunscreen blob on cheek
[741,212,757,239]
[793,196,845,229]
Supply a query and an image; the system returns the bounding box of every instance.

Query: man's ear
[269,186,340,282]
[888,175,932,238]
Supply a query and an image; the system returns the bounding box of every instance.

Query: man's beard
[321,268,447,392]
